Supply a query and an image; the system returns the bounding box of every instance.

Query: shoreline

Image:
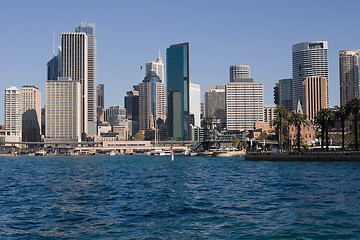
[245,152,360,161]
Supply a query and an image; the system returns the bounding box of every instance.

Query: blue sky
[0,1,359,124]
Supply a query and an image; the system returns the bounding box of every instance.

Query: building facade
[189,82,201,127]
[75,22,97,135]
[47,46,61,80]
[61,32,88,139]
[45,78,81,143]
[4,87,22,144]
[339,50,360,106]
[226,81,264,131]
[166,42,190,141]
[139,71,166,131]
[96,84,104,122]
[263,104,278,128]
[20,85,41,142]
[292,41,328,111]
[274,78,293,111]
[204,85,226,129]
[146,52,164,82]
[124,85,139,136]
[230,65,250,81]
[302,76,328,121]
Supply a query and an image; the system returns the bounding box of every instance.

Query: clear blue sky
[1,0,359,124]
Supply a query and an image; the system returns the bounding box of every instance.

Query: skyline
[1,1,360,124]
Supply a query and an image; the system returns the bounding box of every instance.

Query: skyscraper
[124,85,140,136]
[226,65,264,131]
[339,50,360,106]
[4,86,22,144]
[303,76,328,121]
[204,85,226,128]
[45,78,81,143]
[189,82,201,127]
[139,71,166,131]
[75,22,97,135]
[230,65,250,81]
[166,42,190,141]
[61,32,88,139]
[47,46,61,80]
[292,41,328,111]
[274,78,293,111]
[20,85,41,142]
[146,52,164,82]
[96,84,104,121]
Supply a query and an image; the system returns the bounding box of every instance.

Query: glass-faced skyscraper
[292,41,328,111]
[166,42,190,141]
[75,22,97,135]
[339,50,360,106]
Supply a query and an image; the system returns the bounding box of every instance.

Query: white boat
[149,148,171,156]
[212,150,246,157]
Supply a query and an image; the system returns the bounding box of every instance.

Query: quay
[245,151,360,161]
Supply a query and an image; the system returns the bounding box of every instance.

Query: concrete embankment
[245,152,360,161]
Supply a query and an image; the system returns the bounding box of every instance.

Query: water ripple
[1,156,360,239]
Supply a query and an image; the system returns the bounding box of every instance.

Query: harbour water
[1,155,360,239]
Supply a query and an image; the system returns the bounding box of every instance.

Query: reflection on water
[0,156,360,239]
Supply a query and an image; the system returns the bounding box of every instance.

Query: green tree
[232,137,240,148]
[273,106,290,150]
[345,98,360,150]
[334,106,348,150]
[289,112,308,151]
[134,131,145,141]
[241,141,248,150]
[315,108,334,151]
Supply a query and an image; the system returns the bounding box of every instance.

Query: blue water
[1,156,360,239]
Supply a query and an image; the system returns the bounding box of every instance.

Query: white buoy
[171,147,174,161]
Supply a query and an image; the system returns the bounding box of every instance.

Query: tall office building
[302,76,328,121]
[263,104,278,128]
[292,41,328,111]
[47,46,61,80]
[104,106,126,122]
[4,87,22,144]
[226,66,264,131]
[166,42,190,141]
[189,82,201,127]
[274,78,293,111]
[96,84,104,121]
[204,85,226,128]
[61,32,88,139]
[20,85,41,142]
[125,85,140,136]
[146,52,164,82]
[139,71,166,131]
[75,22,97,135]
[45,78,81,143]
[339,50,360,106]
[230,65,250,81]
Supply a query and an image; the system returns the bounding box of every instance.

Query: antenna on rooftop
[52,30,55,57]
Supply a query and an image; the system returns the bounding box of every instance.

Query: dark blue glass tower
[166,42,190,141]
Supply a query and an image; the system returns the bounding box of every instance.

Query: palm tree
[289,112,308,151]
[334,106,348,150]
[315,108,334,151]
[345,98,360,150]
[274,106,290,150]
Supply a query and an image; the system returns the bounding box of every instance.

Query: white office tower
[61,32,88,140]
[189,82,201,127]
[292,41,328,111]
[75,23,97,135]
[226,81,264,131]
[230,65,250,81]
[4,86,22,144]
[20,85,41,142]
[339,50,360,106]
[146,51,164,82]
[45,78,81,143]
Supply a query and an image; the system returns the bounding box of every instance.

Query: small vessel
[35,150,46,156]
[212,150,246,157]
[148,148,171,156]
